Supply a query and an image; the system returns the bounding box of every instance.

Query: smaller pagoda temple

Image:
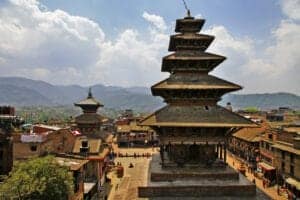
[74,88,104,137]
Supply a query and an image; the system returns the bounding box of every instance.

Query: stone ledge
[151,171,239,182]
[138,184,256,197]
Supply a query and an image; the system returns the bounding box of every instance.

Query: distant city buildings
[229,107,300,198]
[115,111,157,147]
[228,123,266,170]
[0,106,23,176]
[13,124,77,160]
[4,88,114,199]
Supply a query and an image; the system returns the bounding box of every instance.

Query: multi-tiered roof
[74,88,104,130]
[74,88,103,113]
[141,13,255,128]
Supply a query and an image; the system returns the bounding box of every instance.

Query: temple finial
[182,0,191,17]
[88,87,93,98]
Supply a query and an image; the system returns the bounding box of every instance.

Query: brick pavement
[109,156,151,200]
[109,147,287,200]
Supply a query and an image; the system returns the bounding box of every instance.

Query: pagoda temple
[74,88,104,136]
[138,11,266,199]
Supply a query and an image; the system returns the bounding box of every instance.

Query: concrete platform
[150,154,239,182]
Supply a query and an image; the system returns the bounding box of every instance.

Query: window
[30,145,37,152]
[281,162,285,172]
[268,134,272,140]
[73,171,81,193]
[290,165,294,176]
[290,154,294,163]
[281,151,285,159]
[266,143,270,150]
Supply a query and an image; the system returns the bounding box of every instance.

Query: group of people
[117,152,151,158]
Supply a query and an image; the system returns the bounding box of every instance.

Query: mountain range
[0,77,299,111]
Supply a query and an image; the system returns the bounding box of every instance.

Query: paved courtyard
[108,147,157,200]
[108,147,287,200]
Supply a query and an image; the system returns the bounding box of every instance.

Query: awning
[286,177,300,190]
[258,162,275,171]
[129,133,136,137]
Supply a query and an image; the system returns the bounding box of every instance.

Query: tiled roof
[75,113,103,124]
[75,97,103,106]
[283,127,300,134]
[272,143,300,155]
[170,33,214,40]
[162,51,226,72]
[233,126,266,142]
[116,125,130,133]
[163,51,226,61]
[152,74,241,90]
[169,33,214,51]
[175,18,205,33]
[72,137,102,154]
[55,156,89,171]
[140,105,256,127]
[117,121,151,133]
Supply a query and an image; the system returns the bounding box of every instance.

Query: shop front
[257,162,276,185]
[285,177,300,198]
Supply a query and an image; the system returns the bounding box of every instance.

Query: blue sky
[40,0,282,40]
[0,0,299,95]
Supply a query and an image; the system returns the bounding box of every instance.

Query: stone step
[151,171,239,182]
[138,184,256,197]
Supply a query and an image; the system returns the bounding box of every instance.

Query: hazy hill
[0,77,162,111]
[221,93,300,110]
[0,77,299,111]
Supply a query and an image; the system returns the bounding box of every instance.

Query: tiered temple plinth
[138,11,263,199]
[139,155,257,198]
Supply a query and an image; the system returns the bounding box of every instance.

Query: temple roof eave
[139,105,257,128]
[74,99,104,107]
[168,33,215,51]
[151,75,242,91]
[151,82,242,91]
[140,121,258,128]
[163,52,226,61]
[175,18,205,33]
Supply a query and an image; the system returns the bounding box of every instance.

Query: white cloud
[203,15,300,94]
[281,0,300,20]
[0,0,104,84]
[0,0,169,86]
[194,14,203,19]
[0,0,299,95]
[142,11,167,32]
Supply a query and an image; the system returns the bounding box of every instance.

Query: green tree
[0,156,73,200]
